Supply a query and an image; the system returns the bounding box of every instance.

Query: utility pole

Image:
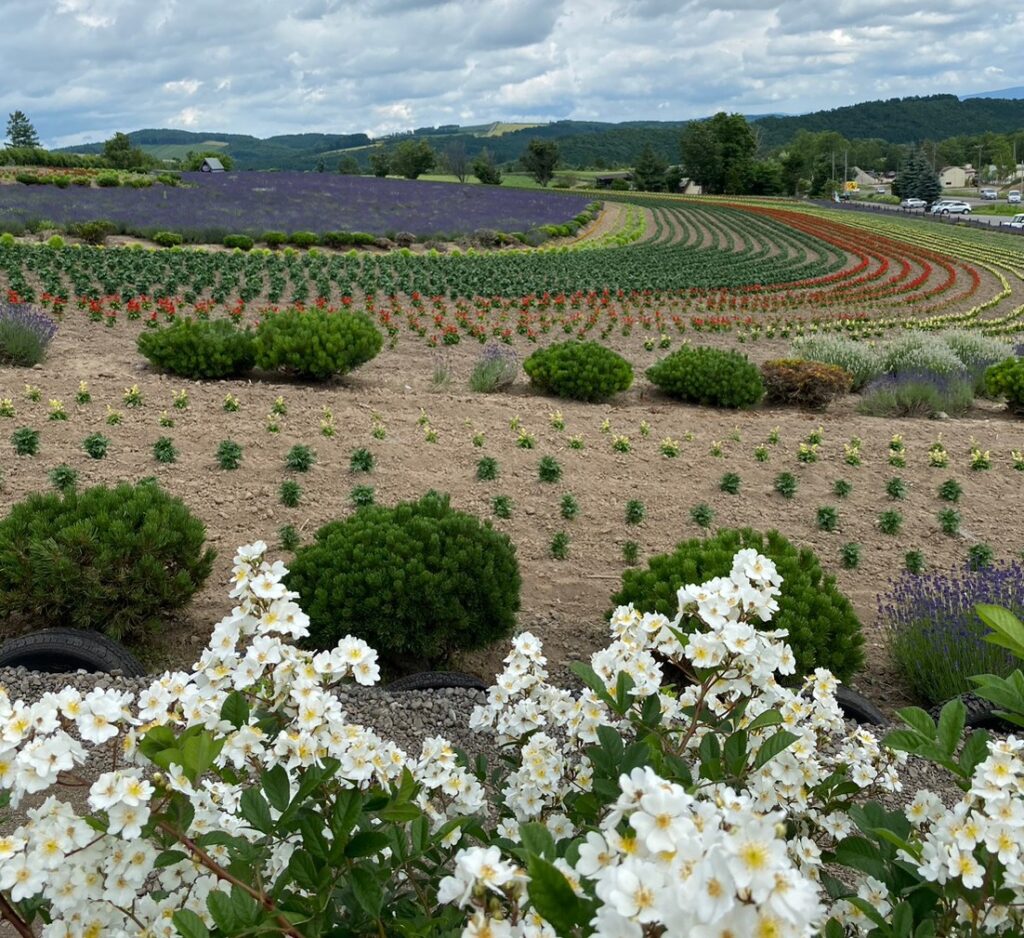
[977,144,983,190]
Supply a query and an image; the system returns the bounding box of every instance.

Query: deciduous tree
[520,138,560,186]
[472,148,502,185]
[390,139,436,180]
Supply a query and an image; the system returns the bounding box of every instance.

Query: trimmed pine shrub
[646,346,763,408]
[287,492,520,673]
[986,356,1024,414]
[0,480,215,640]
[522,341,633,402]
[137,318,255,380]
[254,308,382,380]
[760,359,852,411]
[610,527,864,681]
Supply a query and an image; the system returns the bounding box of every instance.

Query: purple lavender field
[0,172,590,237]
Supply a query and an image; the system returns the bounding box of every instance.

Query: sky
[3,0,1024,147]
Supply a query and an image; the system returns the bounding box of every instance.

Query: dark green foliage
[680,112,757,195]
[280,480,301,508]
[349,485,375,508]
[522,341,633,402]
[0,480,215,640]
[153,437,177,464]
[905,550,926,574]
[10,427,39,456]
[886,477,908,500]
[760,359,852,410]
[833,479,852,499]
[285,444,316,472]
[893,146,942,204]
[646,346,764,408]
[67,220,116,244]
[879,510,903,535]
[48,464,78,493]
[611,527,864,680]
[550,531,570,560]
[939,478,963,502]
[350,448,374,473]
[278,524,301,552]
[817,506,839,532]
[622,541,639,565]
[520,138,560,186]
[538,455,562,483]
[560,494,579,520]
[82,433,108,459]
[774,472,798,499]
[216,440,242,470]
[840,542,861,570]
[223,234,254,250]
[262,231,287,247]
[476,457,499,482]
[137,318,255,380]
[938,508,961,536]
[690,503,714,529]
[625,499,646,525]
[985,357,1024,414]
[719,472,741,495]
[254,308,382,380]
[968,543,994,570]
[288,492,521,672]
[491,495,513,519]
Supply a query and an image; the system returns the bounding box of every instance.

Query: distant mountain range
[963,86,1024,100]
[55,94,1024,171]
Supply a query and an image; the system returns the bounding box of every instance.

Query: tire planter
[387,671,488,693]
[928,692,1017,732]
[0,628,146,676]
[834,685,887,726]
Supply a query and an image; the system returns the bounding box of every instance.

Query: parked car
[900,197,927,209]
[874,185,887,194]
[999,213,1024,230]
[980,188,998,200]
[1009,190,1022,204]
[929,200,972,215]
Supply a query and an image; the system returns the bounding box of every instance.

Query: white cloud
[0,0,1018,145]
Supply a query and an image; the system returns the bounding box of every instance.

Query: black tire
[835,685,887,725]
[0,628,146,676]
[929,692,1015,731]
[942,209,950,215]
[387,671,488,693]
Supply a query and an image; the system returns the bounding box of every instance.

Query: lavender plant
[0,302,57,366]
[881,560,1024,704]
[857,369,974,418]
[468,343,519,392]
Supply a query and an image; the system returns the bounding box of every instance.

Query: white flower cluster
[462,549,904,937]
[0,542,483,936]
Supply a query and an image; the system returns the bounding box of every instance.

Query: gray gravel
[0,665,497,764]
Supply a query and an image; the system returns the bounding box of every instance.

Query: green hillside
[53,94,1024,172]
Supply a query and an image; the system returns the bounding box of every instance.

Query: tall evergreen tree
[632,144,668,192]
[894,149,941,203]
[5,110,40,148]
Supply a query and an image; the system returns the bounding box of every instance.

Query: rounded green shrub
[0,480,215,641]
[289,231,320,248]
[287,491,520,672]
[254,308,382,380]
[223,234,254,250]
[137,318,255,379]
[151,230,183,248]
[646,346,764,408]
[986,357,1024,414]
[522,341,633,402]
[609,527,864,681]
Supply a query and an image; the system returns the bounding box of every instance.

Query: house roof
[201,157,225,171]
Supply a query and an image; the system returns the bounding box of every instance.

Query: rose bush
[0,542,1020,937]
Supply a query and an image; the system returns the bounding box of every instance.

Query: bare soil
[2,311,1023,716]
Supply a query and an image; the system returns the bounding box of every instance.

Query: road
[823,197,1024,232]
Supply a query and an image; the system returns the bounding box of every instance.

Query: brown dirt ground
[2,309,1024,716]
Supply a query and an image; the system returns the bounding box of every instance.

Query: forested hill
[54,95,1024,170]
[754,95,1024,147]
